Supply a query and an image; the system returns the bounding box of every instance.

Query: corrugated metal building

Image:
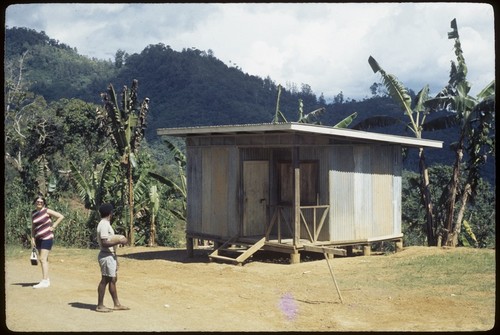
[157,123,442,264]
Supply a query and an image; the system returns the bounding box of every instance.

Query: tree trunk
[128,163,135,246]
[443,136,464,247]
[451,183,472,247]
[149,213,156,247]
[418,148,436,246]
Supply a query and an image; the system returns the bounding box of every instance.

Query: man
[96,203,130,312]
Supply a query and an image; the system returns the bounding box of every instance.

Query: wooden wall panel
[186,148,202,233]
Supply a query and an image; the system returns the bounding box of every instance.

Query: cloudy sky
[5,3,495,101]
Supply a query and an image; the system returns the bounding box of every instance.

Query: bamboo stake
[323,251,344,304]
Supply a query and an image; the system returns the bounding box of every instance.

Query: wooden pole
[292,146,300,247]
[323,251,344,304]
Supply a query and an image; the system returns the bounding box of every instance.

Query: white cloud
[5,3,495,101]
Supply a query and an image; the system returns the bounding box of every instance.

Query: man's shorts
[98,252,117,277]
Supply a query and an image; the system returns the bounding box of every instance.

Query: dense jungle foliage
[4,27,495,249]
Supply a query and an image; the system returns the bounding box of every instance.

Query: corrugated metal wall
[329,144,402,242]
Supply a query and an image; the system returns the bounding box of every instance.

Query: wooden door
[243,161,269,236]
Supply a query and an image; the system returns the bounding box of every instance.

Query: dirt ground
[4,245,496,332]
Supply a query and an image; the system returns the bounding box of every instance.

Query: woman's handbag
[30,247,38,266]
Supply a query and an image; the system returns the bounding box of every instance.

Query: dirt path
[4,246,495,332]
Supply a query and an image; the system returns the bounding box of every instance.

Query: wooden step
[209,234,239,258]
[208,254,240,264]
[209,237,266,265]
[235,237,265,263]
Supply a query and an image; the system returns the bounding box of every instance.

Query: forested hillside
[4,27,495,249]
[7,26,487,176]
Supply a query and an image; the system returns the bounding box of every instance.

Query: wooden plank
[211,147,229,236]
[209,234,239,257]
[314,207,330,241]
[293,147,300,246]
[208,254,240,264]
[262,244,297,254]
[366,233,403,242]
[299,210,314,242]
[235,237,266,262]
[303,244,347,256]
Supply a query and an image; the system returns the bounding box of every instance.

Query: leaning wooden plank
[235,237,266,262]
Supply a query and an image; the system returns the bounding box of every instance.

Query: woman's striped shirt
[32,207,54,240]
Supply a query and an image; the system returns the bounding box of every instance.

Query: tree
[5,51,34,181]
[366,19,495,247]
[425,19,495,247]
[114,49,128,69]
[401,165,495,248]
[333,91,344,104]
[5,50,66,200]
[97,79,150,245]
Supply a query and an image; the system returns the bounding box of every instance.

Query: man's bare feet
[96,306,113,312]
[113,305,130,311]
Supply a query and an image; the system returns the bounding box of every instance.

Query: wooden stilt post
[395,238,403,252]
[363,244,371,256]
[290,250,300,264]
[186,236,194,258]
[323,251,344,304]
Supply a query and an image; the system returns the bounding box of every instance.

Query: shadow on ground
[68,302,96,311]
[120,248,212,263]
[11,282,39,287]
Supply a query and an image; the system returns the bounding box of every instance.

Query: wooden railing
[267,205,330,244]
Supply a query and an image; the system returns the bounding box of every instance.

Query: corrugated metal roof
[157,122,442,148]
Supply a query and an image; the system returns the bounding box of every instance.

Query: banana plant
[333,112,358,128]
[368,55,438,246]
[147,185,160,246]
[273,85,358,128]
[149,138,187,224]
[97,79,150,245]
[272,84,288,123]
[424,19,495,247]
[69,160,111,211]
[132,172,161,246]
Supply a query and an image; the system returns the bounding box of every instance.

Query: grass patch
[390,249,495,295]
[4,244,98,262]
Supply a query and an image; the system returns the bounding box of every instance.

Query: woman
[31,196,65,288]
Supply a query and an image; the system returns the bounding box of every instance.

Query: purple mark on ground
[279,292,298,320]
